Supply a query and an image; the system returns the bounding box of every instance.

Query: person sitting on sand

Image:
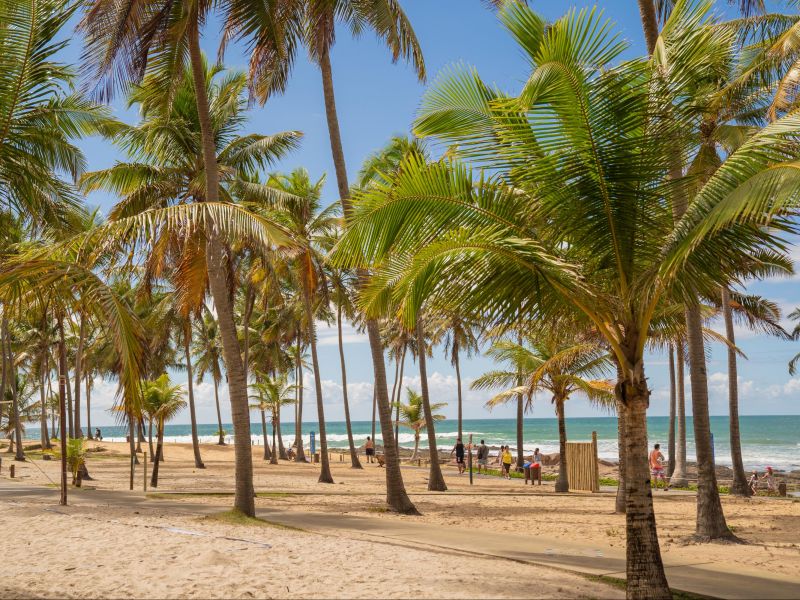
[364,436,375,464]
[748,470,759,495]
[649,443,670,491]
[761,466,776,491]
[95,428,102,440]
[476,440,489,474]
[451,438,466,474]
[501,446,513,479]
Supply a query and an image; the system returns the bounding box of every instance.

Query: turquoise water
[28,415,799,471]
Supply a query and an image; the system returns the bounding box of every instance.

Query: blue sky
[63,2,800,425]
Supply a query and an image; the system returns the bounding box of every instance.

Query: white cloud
[314,320,368,347]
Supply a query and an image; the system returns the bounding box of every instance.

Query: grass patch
[600,476,619,486]
[202,510,304,531]
[255,492,293,498]
[586,575,711,599]
[147,491,232,499]
[367,506,388,513]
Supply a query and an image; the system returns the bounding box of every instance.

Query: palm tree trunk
[515,331,524,471]
[213,376,225,445]
[136,418,145,454]
[85,375,92,442]
[294,333,307,462]
[183,321,204,468]
[615,399,626,514]
[370,386,377,445]
[151,423,163,488]
[277,407,288,460]
[412,430,419,461]
[667,345,676,478]
[685,306,733,540]
[637,0,660,57]
[147,418,154,461]
[73,313,85,438]
[39,321,51,449]
[721,287,749,496]
[320,45,416,512]
[416,318,446,491]
[366,319,418,513]
[621,370,671,598]
[260,409,271,460]
[65,360,74,440]
[57,316,68,505]
[302,286,333,483]
[555,398,569,493]
[5,318,24,462]
[189,23,254,516]
[454,345,463,441]
[337,303,362,468]
[393,345,406,453]
[671,344,688,486]
[270,417,278,465]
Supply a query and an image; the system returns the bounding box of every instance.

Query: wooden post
[468,433,473,485]
[0,456,3,473]
[592,430,599,493]
[143,450,147,492]
[9,464,14,478]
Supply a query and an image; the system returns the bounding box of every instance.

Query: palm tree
[473,334,613,492]
[79,5,299,512]
[395,388,445,461]
[142,375,187,488]
[222,0,424,514]
[194,307,227,445]
[250,374,296,464]
[334,3,800,592]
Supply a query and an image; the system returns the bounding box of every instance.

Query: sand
[2,439,799,598]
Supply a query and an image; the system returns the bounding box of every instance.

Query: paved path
[2,481,798,599]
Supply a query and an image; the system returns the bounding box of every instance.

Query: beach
[2,439,799,598]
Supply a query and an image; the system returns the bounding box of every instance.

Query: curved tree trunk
[260,410,271,461]
[189,25,253,516]
[5,319,25,462]
[213,376,225,445]
[721,287,749,497]
[555,399,569,493]
[302,287,333,483]
[685,306,733,540]
[671,344,688,486]
[277,407,288,460]
[320,46,416,512]
[393,345,406,452]
[57,317,68,505]
[416,318,446,491]
[65,359,73,440]
[147,418,154,461]
[270,418,278,465]
[73,313,85,438]
[337,303,362,468]
[667,345,676,478]
[183,321,204,468]
[151,423,164,488]
[621,369,671,599]
[294,336,307,462]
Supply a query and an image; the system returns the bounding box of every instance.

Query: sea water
[28,415,799,472]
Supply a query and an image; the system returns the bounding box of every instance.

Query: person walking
[649,443,670,490]
[501,446,514,479]
[476,439,489,474]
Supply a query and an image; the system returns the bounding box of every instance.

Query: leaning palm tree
[473,334,613,492]
[142,374,187,488]
[395,388,446,461]
[222,0,424,514]
[333,4,800,593]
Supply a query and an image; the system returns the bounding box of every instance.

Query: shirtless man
[649,443,670,490]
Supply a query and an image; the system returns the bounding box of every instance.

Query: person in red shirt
[649,443,670,491]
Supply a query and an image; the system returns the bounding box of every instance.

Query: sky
[58,1,800,426]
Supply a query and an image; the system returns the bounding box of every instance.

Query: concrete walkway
[3,481,798,600]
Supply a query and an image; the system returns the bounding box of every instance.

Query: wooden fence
[565,431,600,492]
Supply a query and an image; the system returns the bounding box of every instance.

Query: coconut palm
[394,388,445,461]
[222,0,424,514]
[142,374,187,488]
[333,3,800,592]
[250,374,296,465]
[194,307,227,445]
[473,334,613,492]
[80,0,300,518]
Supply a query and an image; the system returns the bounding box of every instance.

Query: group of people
[749,467,776,494]
[448,439,544,479]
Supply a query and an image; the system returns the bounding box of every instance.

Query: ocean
[28,415,799,472]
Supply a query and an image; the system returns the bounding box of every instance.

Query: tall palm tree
[473,334,613,492]
[142,374,187,487]
[394,388,446,461]
[194,307,227,445]
[334,4,800,592]
[79,6,299,512]
[222,0,424,514]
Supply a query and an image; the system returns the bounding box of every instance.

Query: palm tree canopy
[142,374,187,425]
[394,388,446,432]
